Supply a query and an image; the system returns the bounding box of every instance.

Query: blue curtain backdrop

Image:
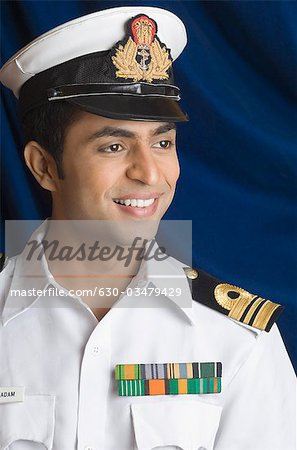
[1,1,296,370]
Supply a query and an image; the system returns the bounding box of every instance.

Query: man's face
[52,112,180,222]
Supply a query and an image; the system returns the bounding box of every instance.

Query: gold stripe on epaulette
[252,301,281,330]
[242,297,264,324]
[228,295,255,321]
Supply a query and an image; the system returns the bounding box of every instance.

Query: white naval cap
[0,7,188,122]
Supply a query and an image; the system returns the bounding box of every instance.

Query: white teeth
[144,198,154,207]
[113,198,156,208]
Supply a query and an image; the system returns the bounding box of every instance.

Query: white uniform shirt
[0,222,295,450]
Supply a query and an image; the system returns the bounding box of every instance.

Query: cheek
[62,158,123,200]
[65,158,107,185]
[165,154,180,186]
[59,160,97,200]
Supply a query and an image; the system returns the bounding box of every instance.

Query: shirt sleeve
[214,324,296,450]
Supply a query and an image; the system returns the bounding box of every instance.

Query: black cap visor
[66,95,189,122]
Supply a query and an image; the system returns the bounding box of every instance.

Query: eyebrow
[86,122,176,141]
[152,123,176,136]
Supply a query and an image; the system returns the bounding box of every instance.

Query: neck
[43,218,147,320]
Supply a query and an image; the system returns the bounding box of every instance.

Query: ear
[24,141,59,192]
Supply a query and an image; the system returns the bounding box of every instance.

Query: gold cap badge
[112,14,173,83]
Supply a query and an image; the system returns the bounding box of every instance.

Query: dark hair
[22,102,82,179]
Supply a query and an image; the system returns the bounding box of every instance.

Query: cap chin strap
[47,82,180,101]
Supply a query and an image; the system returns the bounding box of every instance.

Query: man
[0,6,295,450]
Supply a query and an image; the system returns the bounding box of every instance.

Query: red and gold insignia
[112,14,172,83]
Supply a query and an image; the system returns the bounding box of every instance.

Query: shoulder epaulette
[184,267,283,332]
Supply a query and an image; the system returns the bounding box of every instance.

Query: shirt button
[91,345,99,356]
[84,446,94,450]
[136,280,147,288]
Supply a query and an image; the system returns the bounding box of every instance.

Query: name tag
[0,386,25,403]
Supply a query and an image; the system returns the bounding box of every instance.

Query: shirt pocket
[130,399,222,450]
[0,394,55,450]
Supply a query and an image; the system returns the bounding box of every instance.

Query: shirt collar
[124,242,194,324]
[2,220,57,325]
[2,220,194,326]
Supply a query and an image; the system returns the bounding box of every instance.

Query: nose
[126,145,160,186]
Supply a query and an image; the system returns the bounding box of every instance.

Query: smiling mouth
[113,198,156,208]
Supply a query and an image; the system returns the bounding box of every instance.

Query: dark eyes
[107,144,122,153]
[153,140,173,149]
[99,140,174,153]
